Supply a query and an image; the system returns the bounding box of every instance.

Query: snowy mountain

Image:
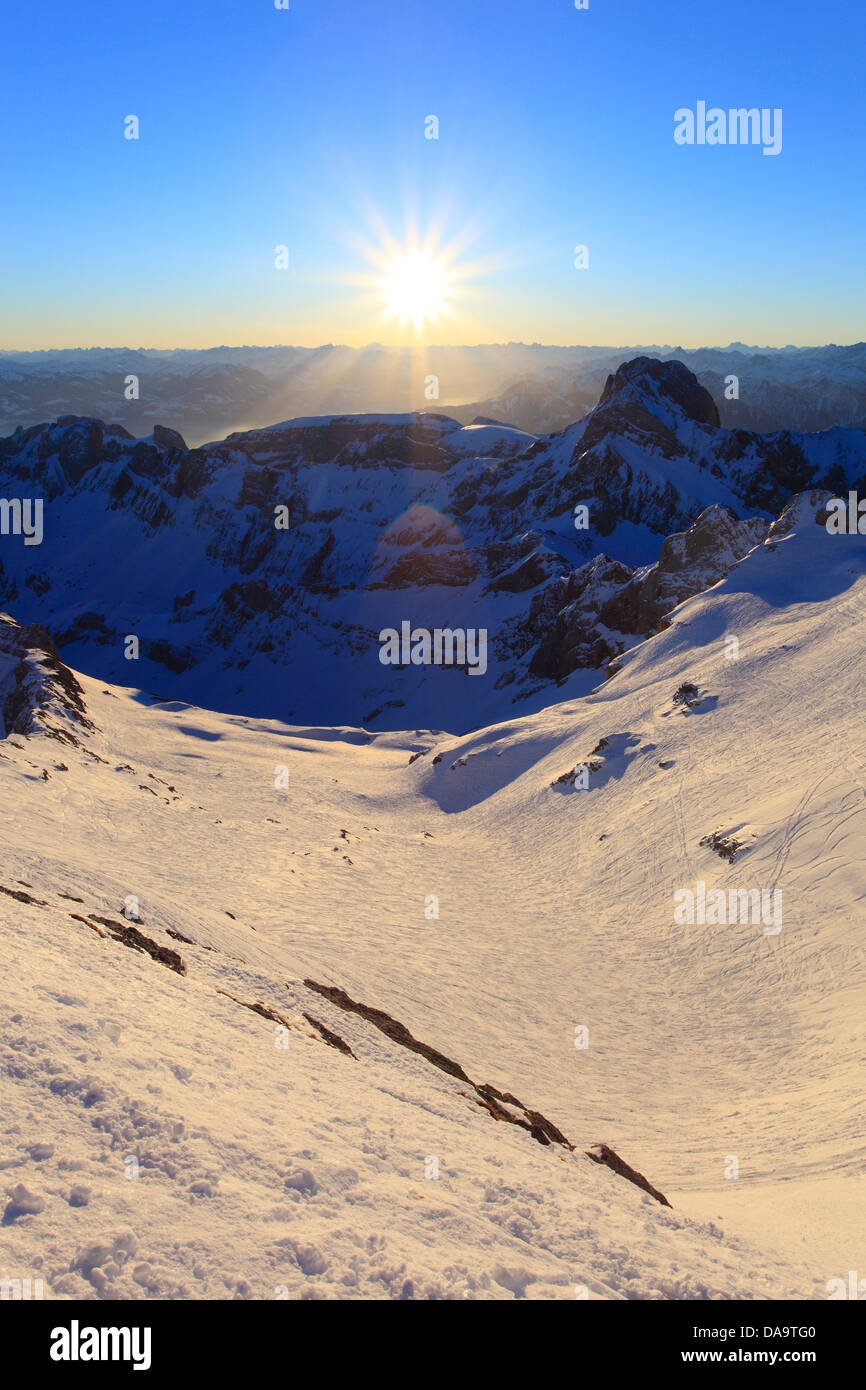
[1,482,863,1300]
[0,357,864,732]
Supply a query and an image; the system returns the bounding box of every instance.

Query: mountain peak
[599,356,721,428]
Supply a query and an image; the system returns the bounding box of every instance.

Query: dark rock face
[54,612,115,646]
[603,506,766,634]
[484,534,566,594]
[86,914,187,974]
[228,414,456,472]
[145,638,195,674]
[53,419,106,487]
[599,356,722,428]
[152,424,187,453]
[524,507,765,685]
[302,1013,356,1058]
[305,979,475,1082]
[304,980,671,1202]
[586,1143,671,1207]
[379,550,476,587]
[0,614,93,740]
[527,556,636,682]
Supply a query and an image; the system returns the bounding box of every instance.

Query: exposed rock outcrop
[0,613,93,742]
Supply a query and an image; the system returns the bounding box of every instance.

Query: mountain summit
[597,356,721,428]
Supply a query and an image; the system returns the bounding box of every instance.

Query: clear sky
[2,0,863,349]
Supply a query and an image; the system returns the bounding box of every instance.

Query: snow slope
[1,490,863,1299]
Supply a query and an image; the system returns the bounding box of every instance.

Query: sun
[379,251,453,329]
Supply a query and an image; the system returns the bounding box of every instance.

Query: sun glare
[379,251,453,329]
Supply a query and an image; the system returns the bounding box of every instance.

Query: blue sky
[1,0,863,348]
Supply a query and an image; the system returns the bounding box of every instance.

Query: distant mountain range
[1,342,865,446]
[1,356,864,731]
